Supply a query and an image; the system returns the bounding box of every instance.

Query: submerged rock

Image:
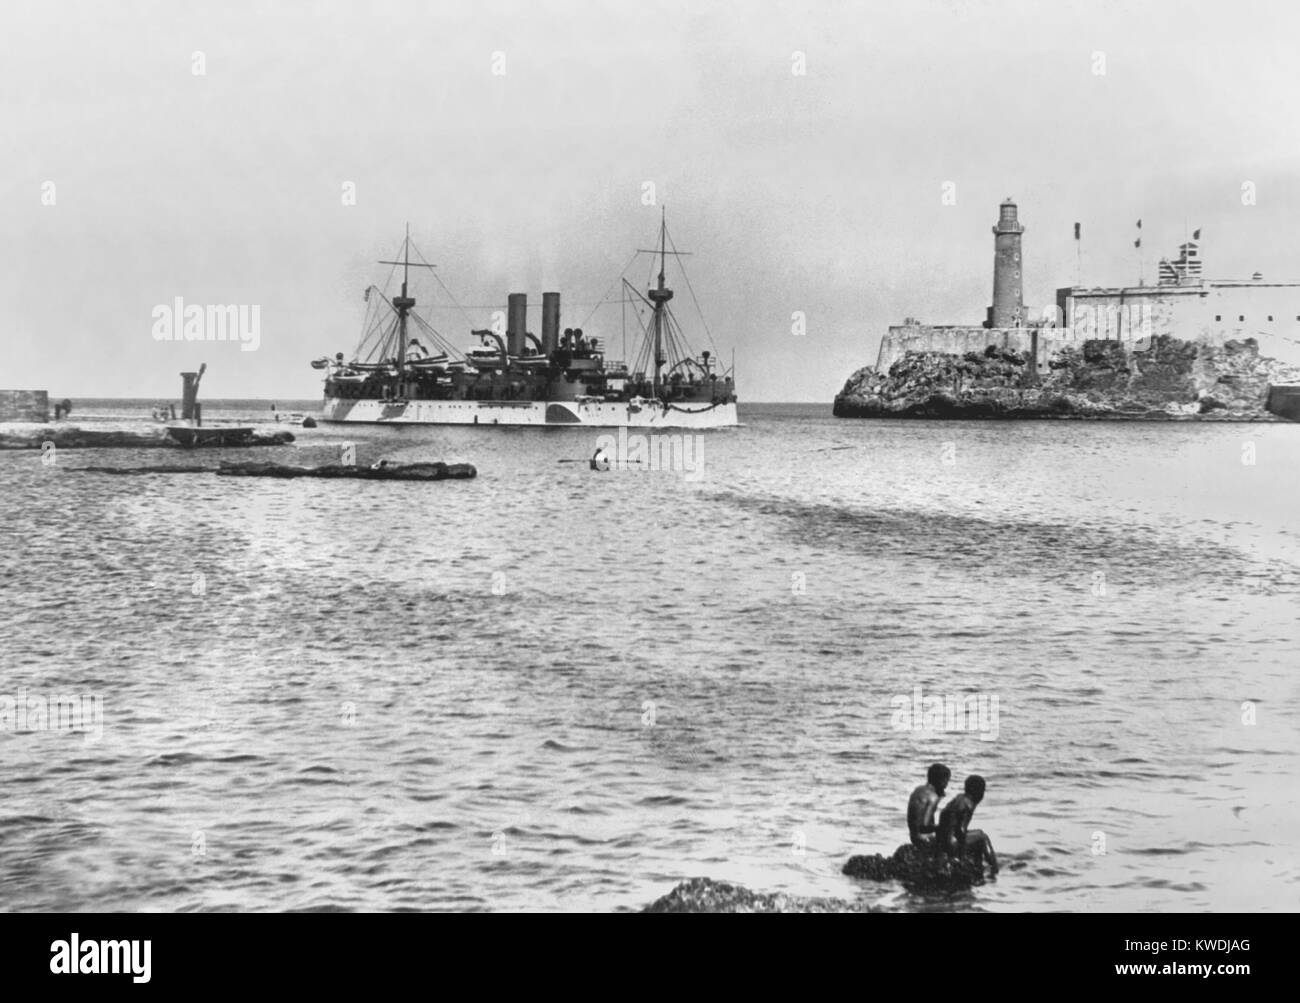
[643,877,874,913]
[843,844,986,889]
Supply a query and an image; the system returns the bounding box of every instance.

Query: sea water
[1,403,1297,911]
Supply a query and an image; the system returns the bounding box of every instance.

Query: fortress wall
[877,324,1163,373]
[0,390,49,423]
[876,327,1035,372]
[1065,285,1300,364]
[878,285,1300,374]
[879,323,1218,373]
[1067,298,1177,343]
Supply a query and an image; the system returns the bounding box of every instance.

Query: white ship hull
[321,397,737,428]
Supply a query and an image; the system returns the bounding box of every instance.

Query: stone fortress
[874,199,1300,374]
[835,197,1300,420]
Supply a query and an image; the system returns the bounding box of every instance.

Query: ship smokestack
[541,292,560,355]
[507,292,527,357]
[988,198,1025,329]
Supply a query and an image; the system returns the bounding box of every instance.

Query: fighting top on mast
[378,223,436,377]
[638,209,692,392]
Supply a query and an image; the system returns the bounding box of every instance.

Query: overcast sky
[6,0,1300,401]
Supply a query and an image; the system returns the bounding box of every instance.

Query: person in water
[937,775,998,874]
[591,446,611,471]
[907,763,951,849]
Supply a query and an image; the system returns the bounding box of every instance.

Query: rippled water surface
[2,403,1298,912]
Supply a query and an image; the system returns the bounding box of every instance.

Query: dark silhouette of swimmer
[937,775,998,874]
[907,763,951,848]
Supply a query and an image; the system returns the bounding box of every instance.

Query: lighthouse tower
[987,198,1025,329]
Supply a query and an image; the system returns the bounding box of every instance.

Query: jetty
[0,423,294,450]
[68,460,475,480]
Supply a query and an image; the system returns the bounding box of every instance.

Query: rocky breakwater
[833,336,1300,420]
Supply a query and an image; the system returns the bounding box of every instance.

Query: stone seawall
[836,336,1300,420]
[0,390,49,423]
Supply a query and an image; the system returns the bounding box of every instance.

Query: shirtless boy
[907,763,951,849]
[936,774,998,875]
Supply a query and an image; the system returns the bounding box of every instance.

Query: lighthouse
[987,198,1025,328]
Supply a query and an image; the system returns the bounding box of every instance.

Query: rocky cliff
[833,336,1300,420]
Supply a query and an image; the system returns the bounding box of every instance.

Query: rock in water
[842,853,894,881]
[843,844,986,889]
[643,877,874,913]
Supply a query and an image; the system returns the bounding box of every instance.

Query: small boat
[165,425,255,447]
[406,355,450,370]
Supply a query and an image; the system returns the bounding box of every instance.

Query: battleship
[313,216,738,427]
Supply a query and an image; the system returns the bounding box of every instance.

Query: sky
[6,0,1300,401]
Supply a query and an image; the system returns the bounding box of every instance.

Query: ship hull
[320,397,737,428]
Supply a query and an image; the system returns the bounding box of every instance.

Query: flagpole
[1074,222,1082,287]
[1135,217,1144,286]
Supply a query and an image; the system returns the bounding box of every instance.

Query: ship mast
[646,209,674,394]
[379,224,434,382]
